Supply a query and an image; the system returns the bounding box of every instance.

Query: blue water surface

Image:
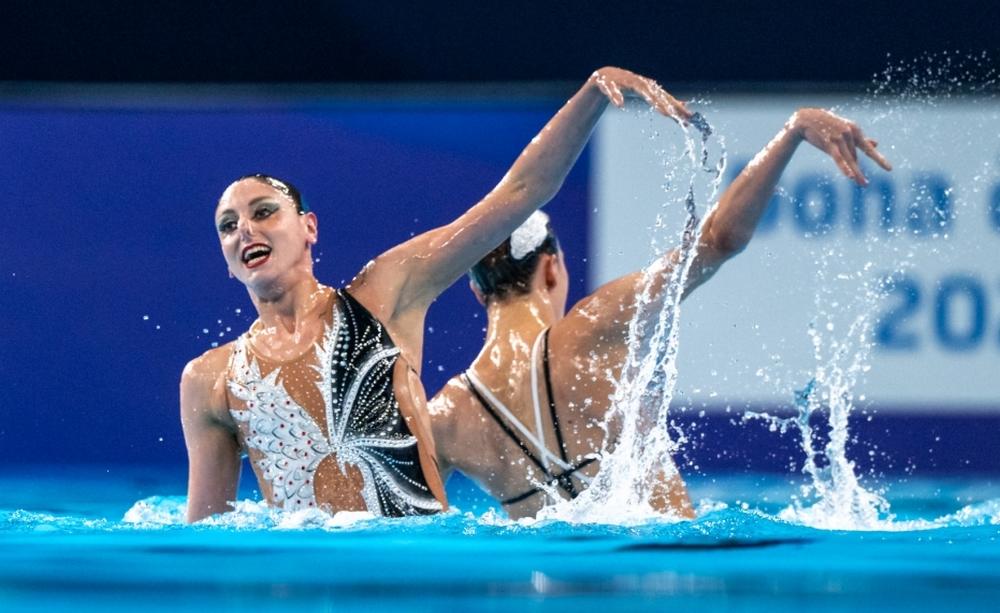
[1,465,998,611]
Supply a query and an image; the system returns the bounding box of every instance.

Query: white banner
[591,95,1000,411]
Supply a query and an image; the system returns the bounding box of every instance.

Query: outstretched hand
[790,108,892,186]
[591,66,693,124]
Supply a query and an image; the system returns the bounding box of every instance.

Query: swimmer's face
[215,178,318,291]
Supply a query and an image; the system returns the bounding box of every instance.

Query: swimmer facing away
[180,67,693,523]
[429,108,892,519]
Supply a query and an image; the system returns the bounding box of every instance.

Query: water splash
[541,105,726,524]
[867,50,998,103]
[121,496,403,530]
[7,486,991,535]
[742,51,996,530]
[742,256,902,530]
[937,498,1000,527]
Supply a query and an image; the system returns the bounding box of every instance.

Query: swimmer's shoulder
[182,342,234,383]
[180,342,237,419]
[566,273,639,330]
[427,376,478,434]
[552,294,630,357]
[427,374,492,474]
[427,374,478,423]
[548,300,632,395]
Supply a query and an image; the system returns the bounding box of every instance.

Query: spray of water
[540,106,726,524]
[744,265,896,530]
[744,51,995,530]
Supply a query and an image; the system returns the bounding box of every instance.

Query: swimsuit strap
[537,328,591,489]
[464,368,574,472]
[462,373,553,480]
[500,457,599,506]
[533,327,576,497]
[464,329,595,507]
[541,329,571,465]
[528,330,550,471]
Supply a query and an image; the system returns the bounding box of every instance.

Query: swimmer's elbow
[526,180,562,209]
[529,179,562,207]
[501,172,561,211]
[704,224,751,258]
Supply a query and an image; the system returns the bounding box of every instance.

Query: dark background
[3,1,998,85]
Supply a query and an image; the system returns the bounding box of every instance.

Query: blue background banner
[0,96,591,465]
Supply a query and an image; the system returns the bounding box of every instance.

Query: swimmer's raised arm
[180,348,241,523]
[568,108,891,342]
[687,108,891,292]
[352,68,691,323]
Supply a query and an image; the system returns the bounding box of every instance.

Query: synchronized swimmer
[180,67,692,522]
[427,109,891,519]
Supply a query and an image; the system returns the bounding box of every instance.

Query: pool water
[2,465,998,611]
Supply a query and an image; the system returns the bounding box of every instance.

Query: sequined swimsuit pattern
[227,289,442,517]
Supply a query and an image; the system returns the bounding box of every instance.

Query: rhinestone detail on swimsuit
[228,292,442,516]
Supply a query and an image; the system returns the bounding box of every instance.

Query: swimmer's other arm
[351,68,692,325]
[691,107,892,291]
[570,108,893,341]
[180,348,241,524]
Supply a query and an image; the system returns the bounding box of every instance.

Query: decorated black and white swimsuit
[227,289,442,517]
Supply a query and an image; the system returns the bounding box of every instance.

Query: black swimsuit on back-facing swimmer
[463,328,597,507]
[228,288,443,517]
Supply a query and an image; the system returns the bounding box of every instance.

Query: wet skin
[180,67,694,523]
[429,108,892,520]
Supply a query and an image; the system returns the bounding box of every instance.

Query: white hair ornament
[509,211,550,260]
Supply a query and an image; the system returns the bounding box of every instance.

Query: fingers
[850,123,892,172]
[606,82,626,108]
[838,132,868,186]
[827,145,859,185]
[669,98,693,122]
[656,90,692,122]
[859,137,893,171]
[606,73,691,122]
[647,81,692,122]
[594,75,626,108]
[834,139,860,184]
[842,129,859,163]
[814,119,890,186]
[830,152,855,182]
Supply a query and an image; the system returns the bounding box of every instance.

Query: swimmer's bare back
[429,108,891,519]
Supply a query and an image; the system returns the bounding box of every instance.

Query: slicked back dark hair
[238,173,310,214]
[468,224,559,303]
